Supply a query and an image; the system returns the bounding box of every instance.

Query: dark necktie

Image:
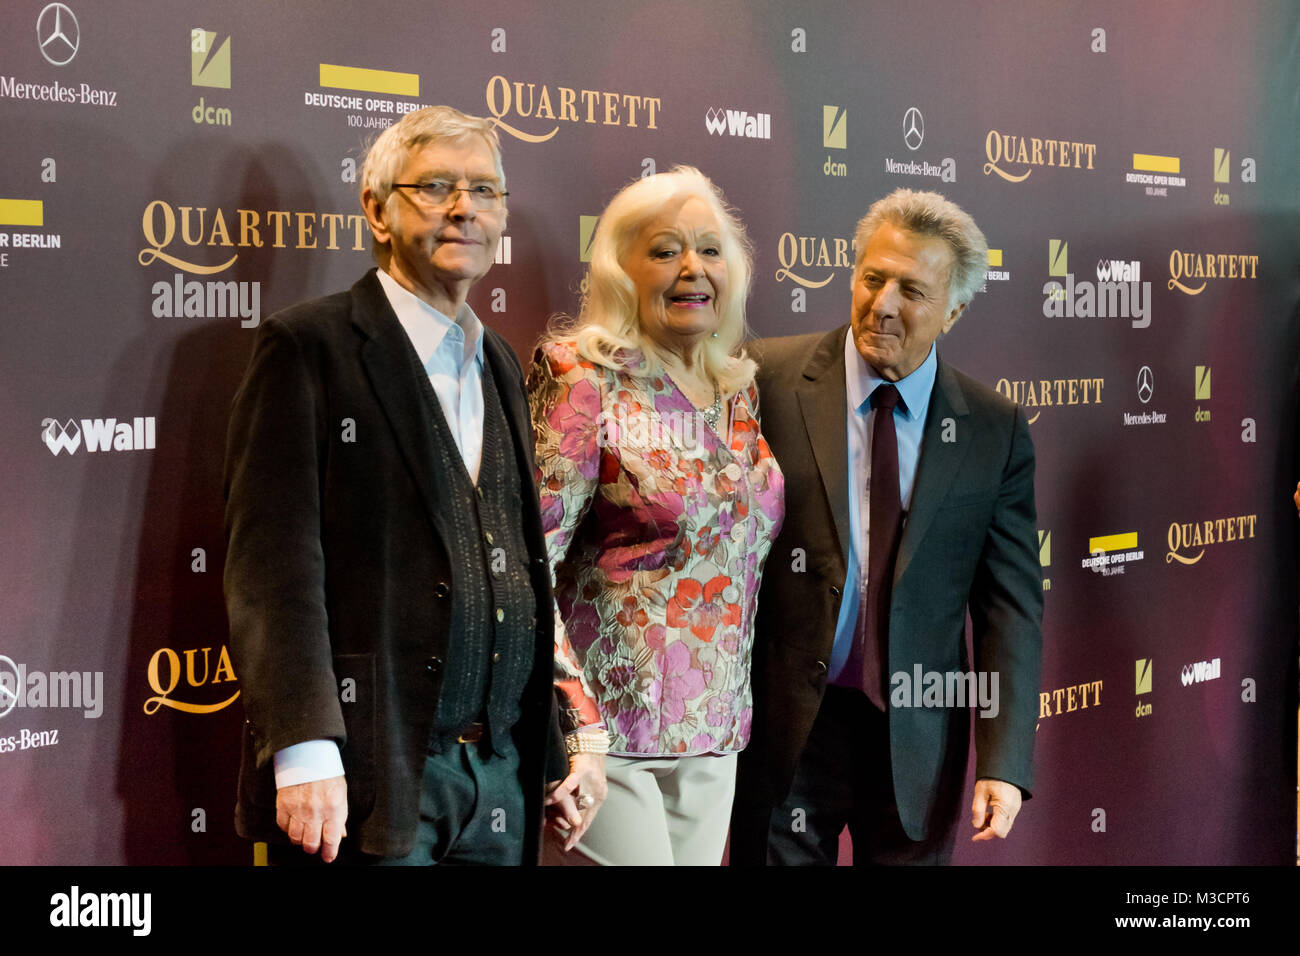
[859,383,903,709]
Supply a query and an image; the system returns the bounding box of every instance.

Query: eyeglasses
[391,180,508,210]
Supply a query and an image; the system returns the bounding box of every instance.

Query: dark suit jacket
[223,269,562,861]
[734,324,1042,849]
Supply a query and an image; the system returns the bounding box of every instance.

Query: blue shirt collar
[844,333,938,419]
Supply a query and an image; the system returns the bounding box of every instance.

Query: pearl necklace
[702,384,722,430]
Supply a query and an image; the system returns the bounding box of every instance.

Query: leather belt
[454,721,485,744]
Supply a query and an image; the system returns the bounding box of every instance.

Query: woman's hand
[545,752,608,851]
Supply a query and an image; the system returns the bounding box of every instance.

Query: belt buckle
[456,722,484,745]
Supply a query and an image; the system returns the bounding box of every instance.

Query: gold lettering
[622,93,641,127]
[267,210,290,248]
[534,84,555,120]
[558,86,578,122]
[348,214,367,250]
[213,645,237,683]
[815,238,831,268]
[321,213,343,250]
[137,199,236,274]
[297,212,317,249]
[179,206,206,246]
[239,209,262,248]
[208,208,232,247]
[141,200,174,250]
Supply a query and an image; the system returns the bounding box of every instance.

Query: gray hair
[853,188,988,313]
[359,106,505,260]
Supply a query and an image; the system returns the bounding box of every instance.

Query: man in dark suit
[731,188,1042,865]
[223,106,603,865]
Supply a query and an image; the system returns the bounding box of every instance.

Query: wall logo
[1126,152,1185,197]
[0,655,103,719]
[774,231,854,287]
[704,107,771,140]
[885,107,955,182]
[984,129,1096,182]
[1193,364,1210,422]
[143,645,239,715]
[37,3,79,66]
[1124,365,1166,426]
[1166,514,1257,565]
[1042,238,1151,327]
[1082,532,1143,576]
[1134,658,1153,717]
[903,107,924,150]
[1180,658,1221,686]
[41,417,155,455]
[1167,250,1259,295]
[485,75,661,143]
[994,376,1104,425]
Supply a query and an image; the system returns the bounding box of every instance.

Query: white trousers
[544,752,738,866]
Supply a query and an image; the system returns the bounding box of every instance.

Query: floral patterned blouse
[528,341,785,756]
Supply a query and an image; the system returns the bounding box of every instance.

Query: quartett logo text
[984,129,1096,182]
[485,74,661,142]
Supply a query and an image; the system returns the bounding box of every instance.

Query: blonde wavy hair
[542,166,756,396]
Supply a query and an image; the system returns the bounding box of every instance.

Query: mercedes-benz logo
[903,107,924,151]
[38,3,79,66]
[1136,365,1154,404]
[0,655,20,718]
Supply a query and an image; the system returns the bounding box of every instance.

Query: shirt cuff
[273,739,345,789]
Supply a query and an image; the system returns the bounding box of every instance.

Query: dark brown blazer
[732,325,1042,855]
[223,269,561,860]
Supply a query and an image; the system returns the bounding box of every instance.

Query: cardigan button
[424,656,444,679]
[829,585,842,598]
[434,582,450,599]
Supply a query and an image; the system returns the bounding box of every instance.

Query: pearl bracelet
[565,730,610,755]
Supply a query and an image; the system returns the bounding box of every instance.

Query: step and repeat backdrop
[1,0,1297,865]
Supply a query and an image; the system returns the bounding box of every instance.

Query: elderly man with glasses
[223,106,595,866]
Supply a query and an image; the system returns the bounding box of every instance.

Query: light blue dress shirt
[828,333,938,683]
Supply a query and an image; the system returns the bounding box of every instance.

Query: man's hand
[544,753,607,851]
[970,778,1022,843]
[1292,481,1299,517]
[276,776,348,862]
